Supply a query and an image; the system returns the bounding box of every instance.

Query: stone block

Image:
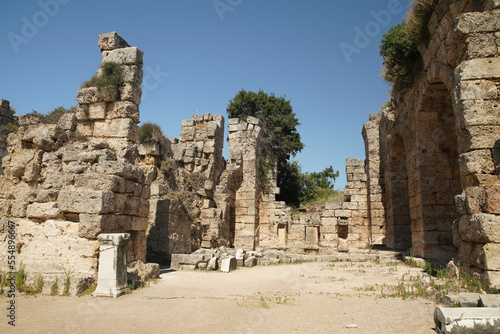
[459,150,495,175]
[88,102,107,120]
[459,213,500,243]
[478,243,500,271]
[76,122,93,137]
[170,254,211,270]
[484,185,500,214]
[119,83,141,106]
[479,295,500,308]
[26,202,60,219]
[77,87,115,104]
[102,47,143,65]
[444,293,480,307]
[458,125,500,152]
[74,174,125,193]
[121,65,143,83]
[221,257,237,273]
[106,101,140,123]
[457,80,498,100]
[58,190,114,214]
[434,306,500,334]
[93,118,138,141]
[455,57,500,81]
[334,210,351,218]
[207,257,218,271]
[58,112,77,131]
[245,256,257,267]
[98,32,130,51]
[338,239,349,252]
[454,11,500,37]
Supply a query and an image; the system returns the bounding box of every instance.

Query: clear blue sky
[0,0,408,189]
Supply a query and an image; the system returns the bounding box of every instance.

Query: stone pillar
[362,120,386,245]
[94,233,130,298]
[228,117,262,250]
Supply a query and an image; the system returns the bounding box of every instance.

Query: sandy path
[2,260,438,333]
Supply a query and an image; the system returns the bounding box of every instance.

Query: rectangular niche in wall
[278,223,287,247]
[337,218,349,239]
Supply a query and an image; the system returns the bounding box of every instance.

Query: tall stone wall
[0,32,150,294]
[363,0,500,285]
[0,99,17,174]
[145,113,227,263]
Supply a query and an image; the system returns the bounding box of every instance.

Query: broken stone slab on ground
[170,253,212,271]
[221,257,236,273]
[444,293,481,307]
[479,295,500,308]
[434,306,500,334]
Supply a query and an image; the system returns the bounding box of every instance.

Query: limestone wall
[0,100,17,174]
[363,0,500,285]
[0,32,150,295]
[227,117,262,249]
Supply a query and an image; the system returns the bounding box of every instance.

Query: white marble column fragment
[93,233,130,298]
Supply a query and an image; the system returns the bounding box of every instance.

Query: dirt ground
[2,256,439,334]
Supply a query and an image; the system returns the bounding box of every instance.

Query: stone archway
[412,82,461,256]
[386,133,411,250]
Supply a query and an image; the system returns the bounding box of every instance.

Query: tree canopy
[227,89,304,160]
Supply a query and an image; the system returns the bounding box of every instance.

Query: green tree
[227,89,304,201]
[277,160,316,206]
[310,166,339,190]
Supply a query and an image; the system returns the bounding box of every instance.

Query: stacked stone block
[451,7,500,286]
[175,114,226,248]
[321,159,370,250]
[76,31,143,162]
[0,99,17,174]
[0,32,150,295]
[227,117,262,250]
[362,121,385,245]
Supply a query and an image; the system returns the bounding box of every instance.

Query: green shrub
[380,0,437,88]
[380,23,421,87]
[15,264,25,292]
[81,62,124,101]
[81,62,124,90]
[50,277,58,296]
[0,122,18,134]
[35,274,43,294]
[23,106,75,124]
[160,158,174,173]
[405,0,438,46]
[138,122,164,143]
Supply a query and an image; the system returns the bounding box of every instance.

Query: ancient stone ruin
[0,0,499,295]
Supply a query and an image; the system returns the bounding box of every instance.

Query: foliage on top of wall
[138,122,164,143]
[380,0,437,88]
[405,0,439,46]
[81,62,124,101]
[23,106,75,124]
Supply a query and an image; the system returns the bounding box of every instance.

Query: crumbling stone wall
[363,0,500,284]
[0,32,150,294]
[0,100,17,175]
[144,113,227,264]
